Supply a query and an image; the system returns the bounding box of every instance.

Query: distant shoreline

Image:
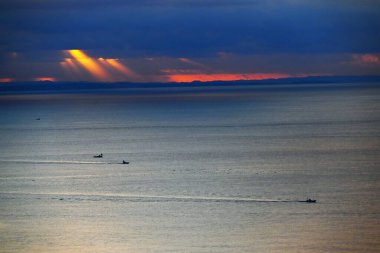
[0,75,379,96]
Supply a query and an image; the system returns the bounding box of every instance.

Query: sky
[0,0,380,83]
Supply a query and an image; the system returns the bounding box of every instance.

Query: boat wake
[0,160,114,165]
[0,192,308,204]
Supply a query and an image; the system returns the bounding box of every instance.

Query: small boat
[93,153,103,158]
[122,160,129,164]
[302,198,317,203]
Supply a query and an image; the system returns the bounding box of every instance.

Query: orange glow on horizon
[356,54,379,64]
[33,77,56,82]
[168,73,293,82]
[66,50,111,81]
[0,78,14,82]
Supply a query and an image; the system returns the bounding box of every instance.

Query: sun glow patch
[0,78,14,82]
[33,77,56,82]
[167,73,293,82]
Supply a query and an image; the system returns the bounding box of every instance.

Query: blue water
[0,84,379,252]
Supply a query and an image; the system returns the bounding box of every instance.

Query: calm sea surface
[0,84,379,252]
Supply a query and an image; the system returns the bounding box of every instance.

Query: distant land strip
[0,75,379,95]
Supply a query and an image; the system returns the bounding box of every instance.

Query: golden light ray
[97,58,113,71]
[105,59,137,78]
[178,58,205,68]
[61,59,85,80]
[66,50,111,81]
[64,58,82,74]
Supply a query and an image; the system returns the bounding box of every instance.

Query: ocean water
[0,84,379,253]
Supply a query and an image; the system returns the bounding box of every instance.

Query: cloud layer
[0,0,379,82]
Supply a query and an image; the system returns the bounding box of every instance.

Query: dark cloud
[0,0,259,10]
[1,0,380,9]
[1,0,379,57]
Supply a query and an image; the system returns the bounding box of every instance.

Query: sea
[0,83,379,253]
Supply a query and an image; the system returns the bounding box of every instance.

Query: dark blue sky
[1,0,379,82]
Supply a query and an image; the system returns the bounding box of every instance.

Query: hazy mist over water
[0,83,379,252]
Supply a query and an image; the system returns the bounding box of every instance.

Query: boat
[122,160,129,164]
[301,198,317,203]
[93,153,103,158]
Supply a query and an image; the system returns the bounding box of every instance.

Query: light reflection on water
[0,84,379,252]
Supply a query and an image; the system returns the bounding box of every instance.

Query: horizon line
[1,74,380,85]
